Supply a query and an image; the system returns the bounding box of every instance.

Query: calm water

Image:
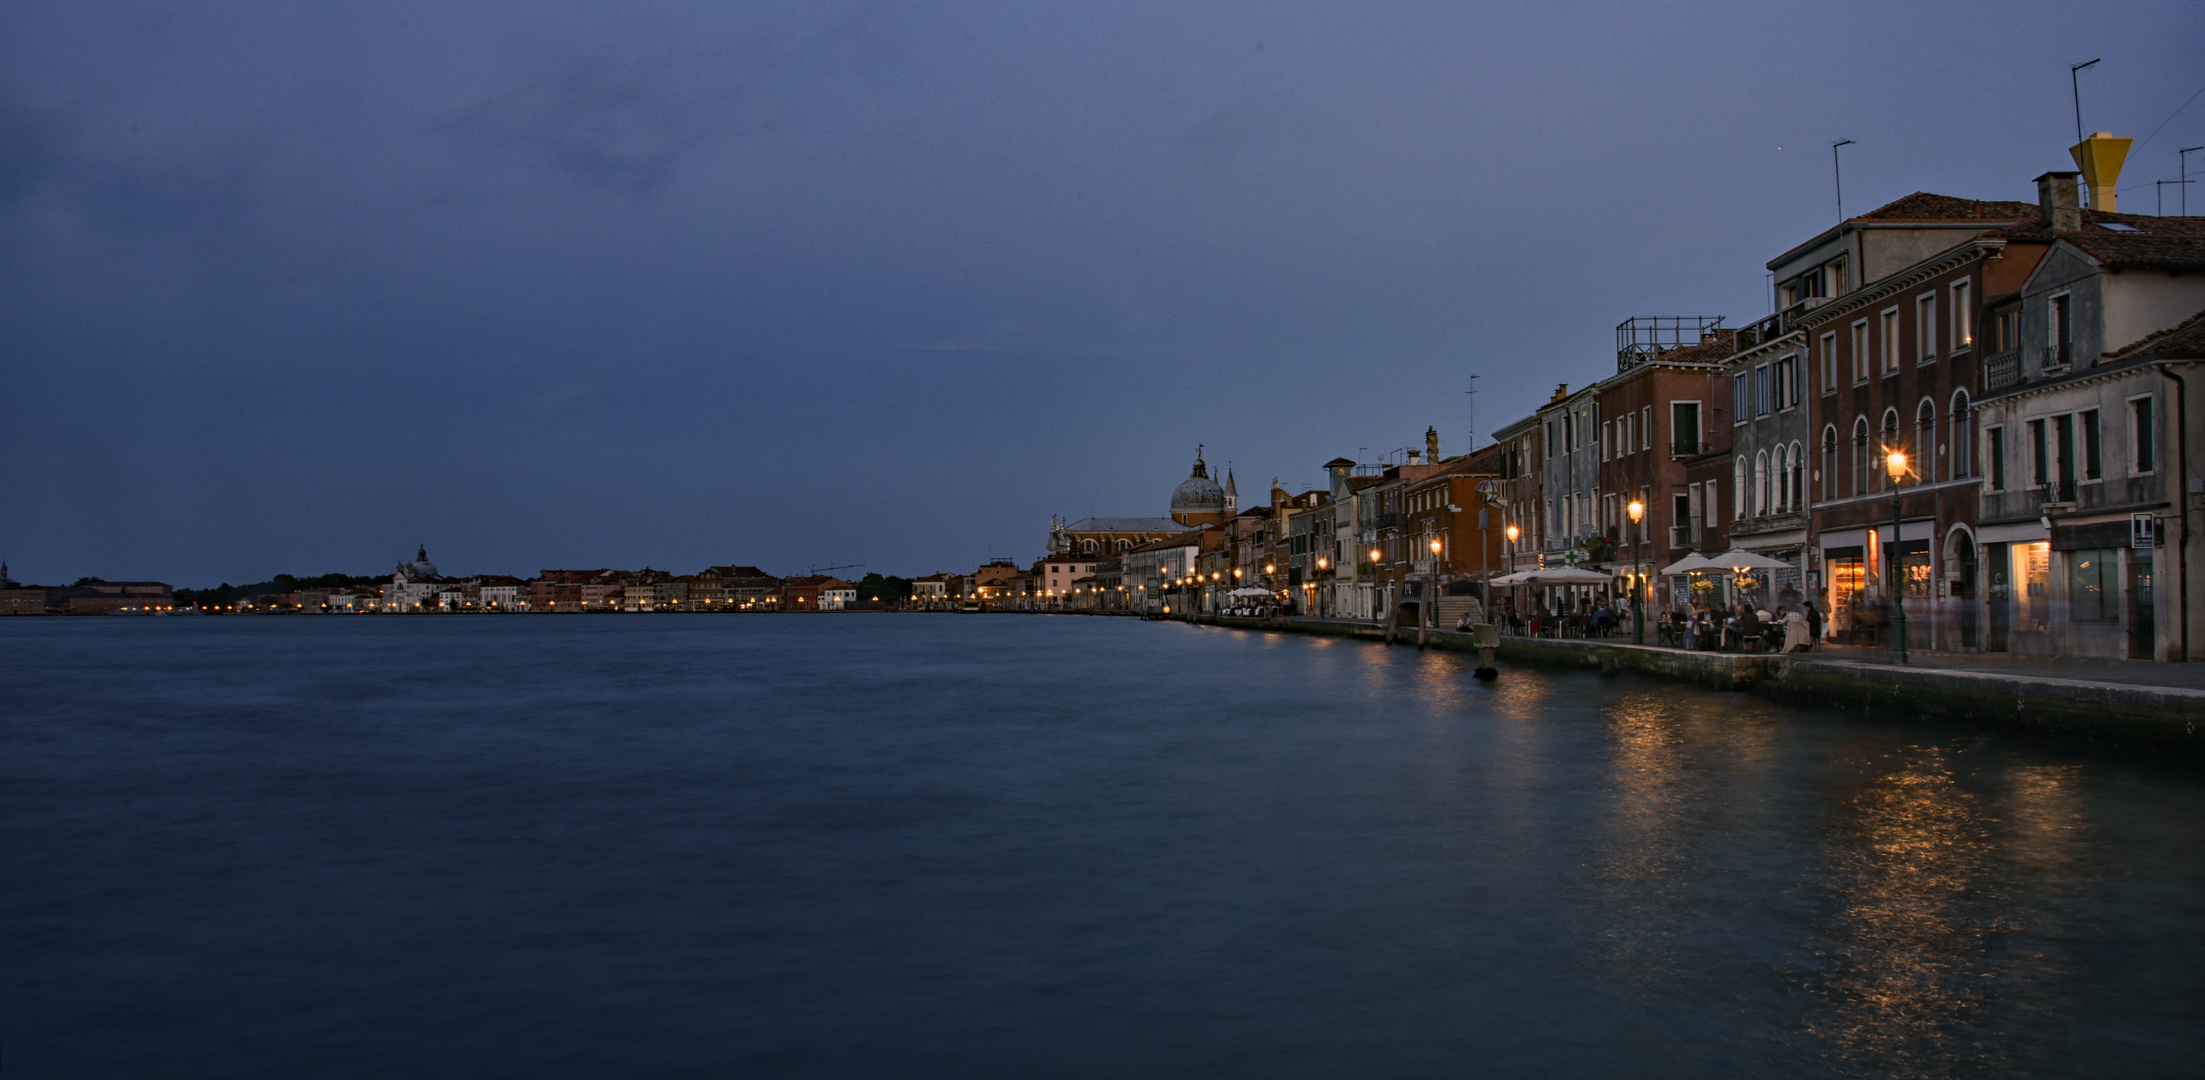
[2,616,2200,1078]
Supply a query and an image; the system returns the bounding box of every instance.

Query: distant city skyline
[4,1,2202,585]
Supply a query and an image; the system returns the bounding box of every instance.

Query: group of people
[1665,599,1821,653]
[1504,597,1637,639]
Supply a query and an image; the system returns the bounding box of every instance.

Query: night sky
[6,2,2202,586]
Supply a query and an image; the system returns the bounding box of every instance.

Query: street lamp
[1885,447,1910,664]
[1429,537,1444,636]
[1626,499,1645,645]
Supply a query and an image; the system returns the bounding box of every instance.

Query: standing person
[1781,604,1810,652]
[1803,598,1823,648]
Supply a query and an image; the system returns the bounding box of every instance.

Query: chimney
[1426,427,1441,463]
[2069,132,2132,213]
[1550,383,1569,404]
[1407,450,1422,466]
[2037,172,2082,234]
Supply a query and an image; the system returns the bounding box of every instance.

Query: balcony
[1984,349,2021,390]
[1670,439,1706,457]
[1669,524,1700,550]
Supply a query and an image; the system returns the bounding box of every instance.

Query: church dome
[1169,449,1226,515]
[396,545,439,580]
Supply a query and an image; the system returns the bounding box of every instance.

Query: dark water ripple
[2,615,2199,1078]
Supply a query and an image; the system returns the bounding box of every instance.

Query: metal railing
[1671,439,1705,457]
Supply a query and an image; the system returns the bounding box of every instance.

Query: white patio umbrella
[1708,549,1792,572]
[1503,567,1615,585]
[1660,553,1719,575]
[1226,586,1271,597]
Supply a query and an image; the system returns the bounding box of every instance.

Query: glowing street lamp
[1884,447,1910,664]
[1626,499,1646,645]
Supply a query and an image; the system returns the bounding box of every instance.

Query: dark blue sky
[6,1,2202,586]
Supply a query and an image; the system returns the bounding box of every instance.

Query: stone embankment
[1183,614,2205,747]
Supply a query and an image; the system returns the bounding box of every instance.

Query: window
[2081,409,2101,480]
[1641,406,1652,451]
[2028,419,2048,488]
[2054,414,2075,497]
[1916,293,1937,363]
[1674,492,1691,533]
[1754,365,1771,417]
[1988,426,2005,490]
[1733,373,1750,425]
[2068,549,2119,622]
[1851,321,1869,382]
[1687,483,1701,529]
[1602,421,1612,462]
[1775,357,1796,409]
[1881,308,1901,373]
[1996,308,2020,352]
[1705,479,1720,528]
[1672,402,1700,454]
[1852,417,1870,496]
[1950,280,1972,351]
[1958,387,1975,471]
[1822,426,1839,501]
[1830,259,1846,292]
[1789,442,1805,510]
[1915,399,1936,484]
[1752,452,1767,516]
[1820,332,1838,392]
[1734,457,1748,520]
[1081,539,1096,554]
[2132,396,2155,473]
[2051,294,2073,367]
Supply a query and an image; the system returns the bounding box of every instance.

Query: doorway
[2129,551,2155,660]
[1948,532,1978,650]
[1984,541,2010,652]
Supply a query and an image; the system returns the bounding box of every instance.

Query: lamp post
[1885,448,1910,665]
[1429,537,1444,641]
[1627,499,1645,645]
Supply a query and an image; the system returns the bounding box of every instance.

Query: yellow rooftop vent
[2069,132,2132,212]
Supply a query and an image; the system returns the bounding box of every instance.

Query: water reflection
[1804,743,2005,1078]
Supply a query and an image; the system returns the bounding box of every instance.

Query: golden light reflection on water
[1589,689,1779,980]
[1798,743,2070,1078]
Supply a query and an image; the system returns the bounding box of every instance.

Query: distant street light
[1885,448,1910,664]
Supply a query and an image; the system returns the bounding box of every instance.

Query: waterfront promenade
[1178,613,2205,746]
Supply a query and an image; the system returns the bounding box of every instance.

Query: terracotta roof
[2107,308,2205,362]
[1855,192,2038,222]
[1998,212,2205,274]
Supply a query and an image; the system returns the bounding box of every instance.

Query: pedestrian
[1803,598,1822,649]
[1780,604,1810,652]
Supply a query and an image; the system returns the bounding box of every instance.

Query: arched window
[1081,539,1097,554]
[1950,390,1972,478]
[1733,457,1748,520]
[1852,417,1870,496]
[1880,409,1902,491]
[1790,441,1806,510]
[1115,539,1132,553]
[1915,399,1937,485]
[1753,451,1768,516]
[1822,426,1839,502]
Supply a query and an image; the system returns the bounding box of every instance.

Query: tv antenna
[1831,139,1855,221]
[2183,146,2203,216]
[2070,59,2100,144]
[1464,373,1481,452]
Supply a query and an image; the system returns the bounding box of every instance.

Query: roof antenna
[1464,373,1480,453]
[2070,59,2100,145]
[2182,146,2203,216]
[1831,139,1855,221]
